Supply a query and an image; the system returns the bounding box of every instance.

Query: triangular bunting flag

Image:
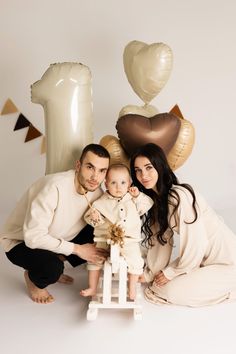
[1,98,19,115]
[40,136,46,154]
[169,104,184,119]
[14,113,30,130]
[25,124,42,142]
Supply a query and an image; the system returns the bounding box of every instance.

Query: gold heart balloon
[123,40,173,104]
[99,135,130,167]
[167,105,195,170]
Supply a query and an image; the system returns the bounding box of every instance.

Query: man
[0,144,110,304]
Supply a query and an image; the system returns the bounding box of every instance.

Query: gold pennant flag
[25,124,42,142]
[41,136,46,154]
[169,104,184,119]
[1,98,19,115]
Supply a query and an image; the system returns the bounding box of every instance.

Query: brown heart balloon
[116,113,181,156]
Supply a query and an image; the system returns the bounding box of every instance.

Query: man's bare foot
[58,274,74,284]
[24,271,54,304]
[80,288,96,297]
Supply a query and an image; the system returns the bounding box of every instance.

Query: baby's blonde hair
[107,163,130,174]
[106,164,131,182]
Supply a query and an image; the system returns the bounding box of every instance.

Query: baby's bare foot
[129,289,136,300]
[80,288,96,297]
[129,273,139,300]
[24,271,54,304]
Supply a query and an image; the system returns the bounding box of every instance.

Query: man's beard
[85,183,98,192]
[80,179,98,192]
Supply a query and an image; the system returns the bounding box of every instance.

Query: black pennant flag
[14,113,30,131]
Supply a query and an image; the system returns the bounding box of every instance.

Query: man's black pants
[6,225,94,289]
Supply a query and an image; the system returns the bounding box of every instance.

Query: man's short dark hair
[80,143,110,163]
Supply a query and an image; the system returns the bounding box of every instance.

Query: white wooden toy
[86,238,143,320]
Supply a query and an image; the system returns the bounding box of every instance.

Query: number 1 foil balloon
[123,40,173,104]
[31,62,93,174]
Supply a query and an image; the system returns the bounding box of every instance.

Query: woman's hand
[154,271,169,286]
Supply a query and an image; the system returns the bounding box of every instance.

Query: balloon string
[75,171,93,209]
[81,187,93,209]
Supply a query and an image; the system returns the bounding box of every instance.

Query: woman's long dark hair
[130,143,198,247]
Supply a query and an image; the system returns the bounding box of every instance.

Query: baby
[81,163,153,300]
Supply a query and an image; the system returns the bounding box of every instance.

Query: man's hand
[129,186,140,198]
[154,271,169,286]
[73,243,108,263]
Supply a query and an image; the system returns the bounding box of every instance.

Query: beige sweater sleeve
[133,192,154,216]
[144,235,172,282]
[23,182,74,255]
[162,188,208,280]
[84,206,105,227]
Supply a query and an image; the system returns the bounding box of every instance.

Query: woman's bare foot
[57,274,74,284]
[24,271,54,304]
[80,288,96,297]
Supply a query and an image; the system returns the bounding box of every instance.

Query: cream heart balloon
[123,41,173,104]
[118,104,159,118]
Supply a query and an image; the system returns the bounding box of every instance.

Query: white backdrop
[0,0,236,221]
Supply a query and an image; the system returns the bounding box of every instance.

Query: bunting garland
[169,104,184,119]
[25,124,42,142]
[14,113,30,130]
[0,98,19,115]
[1,98,45,154]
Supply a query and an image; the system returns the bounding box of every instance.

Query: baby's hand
[89,208,101,223]
[138,273,146,283]
[129,186,140,197]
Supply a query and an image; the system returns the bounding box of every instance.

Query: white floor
[0,208,236,354]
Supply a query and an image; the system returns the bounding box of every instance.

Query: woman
[130,143,236,306]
